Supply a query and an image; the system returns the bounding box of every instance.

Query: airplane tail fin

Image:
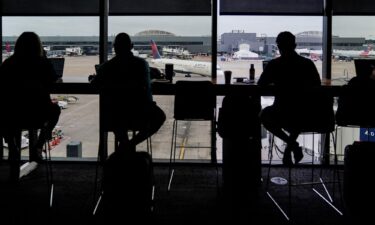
[5,42,11,53]
[367,45,373,52]
[151,40,161,59]
[361,45,371,56]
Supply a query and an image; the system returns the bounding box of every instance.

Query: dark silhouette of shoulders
[91,54,149,94]
[1,55,58,86]
[347,76,375,87]
[258,52,321,87]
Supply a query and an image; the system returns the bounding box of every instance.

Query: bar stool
[265,91,343,221]
[1,91,56,207]
[93,91,154,215]
[1,127,54,207]
[335,84,375,217]
[335,84,375,143]
[168,80,218,191]
[93,127,153,215]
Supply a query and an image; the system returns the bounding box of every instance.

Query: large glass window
[1,1,333,164]
[108,16,212,81]
[49,94,99,160]
[218,15,323,163]
[109,16,213,160]
[2,17,100,160]
[332,16,375,158]
[218,16,323,81]
[332,16,375,81]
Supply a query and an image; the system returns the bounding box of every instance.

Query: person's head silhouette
[276,31,296,56]
[14,32,44,58]
[114,33,133,56]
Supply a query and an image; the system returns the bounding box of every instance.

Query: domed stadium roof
[135,30,175,36]
[296,31,322,38]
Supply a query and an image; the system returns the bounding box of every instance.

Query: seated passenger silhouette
[336,64,375,126]
[90,32,166,152]
[257,31,321,165]
[0,31,61,163]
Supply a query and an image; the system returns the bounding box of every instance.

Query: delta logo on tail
[5,42,11,53]
[151,40,161,59]
[3,42,14,57]
[360,45,373,57]
[149,40,224,77]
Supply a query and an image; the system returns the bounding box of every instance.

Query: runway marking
[179,137,187,160]
[58,97,98,120]
[178,121,191,160]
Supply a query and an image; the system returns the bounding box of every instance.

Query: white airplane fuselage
[150,58,224,77]
[333,49,375,58]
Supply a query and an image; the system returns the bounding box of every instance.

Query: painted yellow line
[179,138,187,160]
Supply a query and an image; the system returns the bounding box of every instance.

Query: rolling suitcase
[217,95,262,199]
[344,141,375,220]
[103,151,154,222]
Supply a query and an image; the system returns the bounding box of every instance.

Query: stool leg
[265,134,290,221]
[313,131,344,216]
[312,133,315,184]
[147,136,153,157]
[168,120,177,191]
[93,138,104,215]
[331,131,344,207]
[0,135,4,161]
[43,140,54,208]
[6,133,21,183]
[266,134,275,190]
[316,132,334,202]
[288,162,292,219]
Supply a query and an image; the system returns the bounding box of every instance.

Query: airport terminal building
[2,29,368,57]
[219,30,367,57]
[2,30,211,56]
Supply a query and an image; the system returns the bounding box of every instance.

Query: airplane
[150,40,224,77]
[5,42,12,53]
[65,47,83,56]
[132,49,148,59]
[162,46,193,59]
[295,48,322,61]
[296,46,375,62]
[3,42,14,58]
[332,45,375,61]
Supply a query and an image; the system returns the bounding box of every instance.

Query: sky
[2,16,375,39]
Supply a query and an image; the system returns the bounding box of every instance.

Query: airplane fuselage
[151,58,215,77]
[333,48,375,58]
[150,40,224,77]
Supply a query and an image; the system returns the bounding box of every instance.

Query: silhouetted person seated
[90,33,166,153]
[0,32,61,165]
[257,31,321,165]
[336,65,375,126]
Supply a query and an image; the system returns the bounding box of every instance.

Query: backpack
[217,95,261,138]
